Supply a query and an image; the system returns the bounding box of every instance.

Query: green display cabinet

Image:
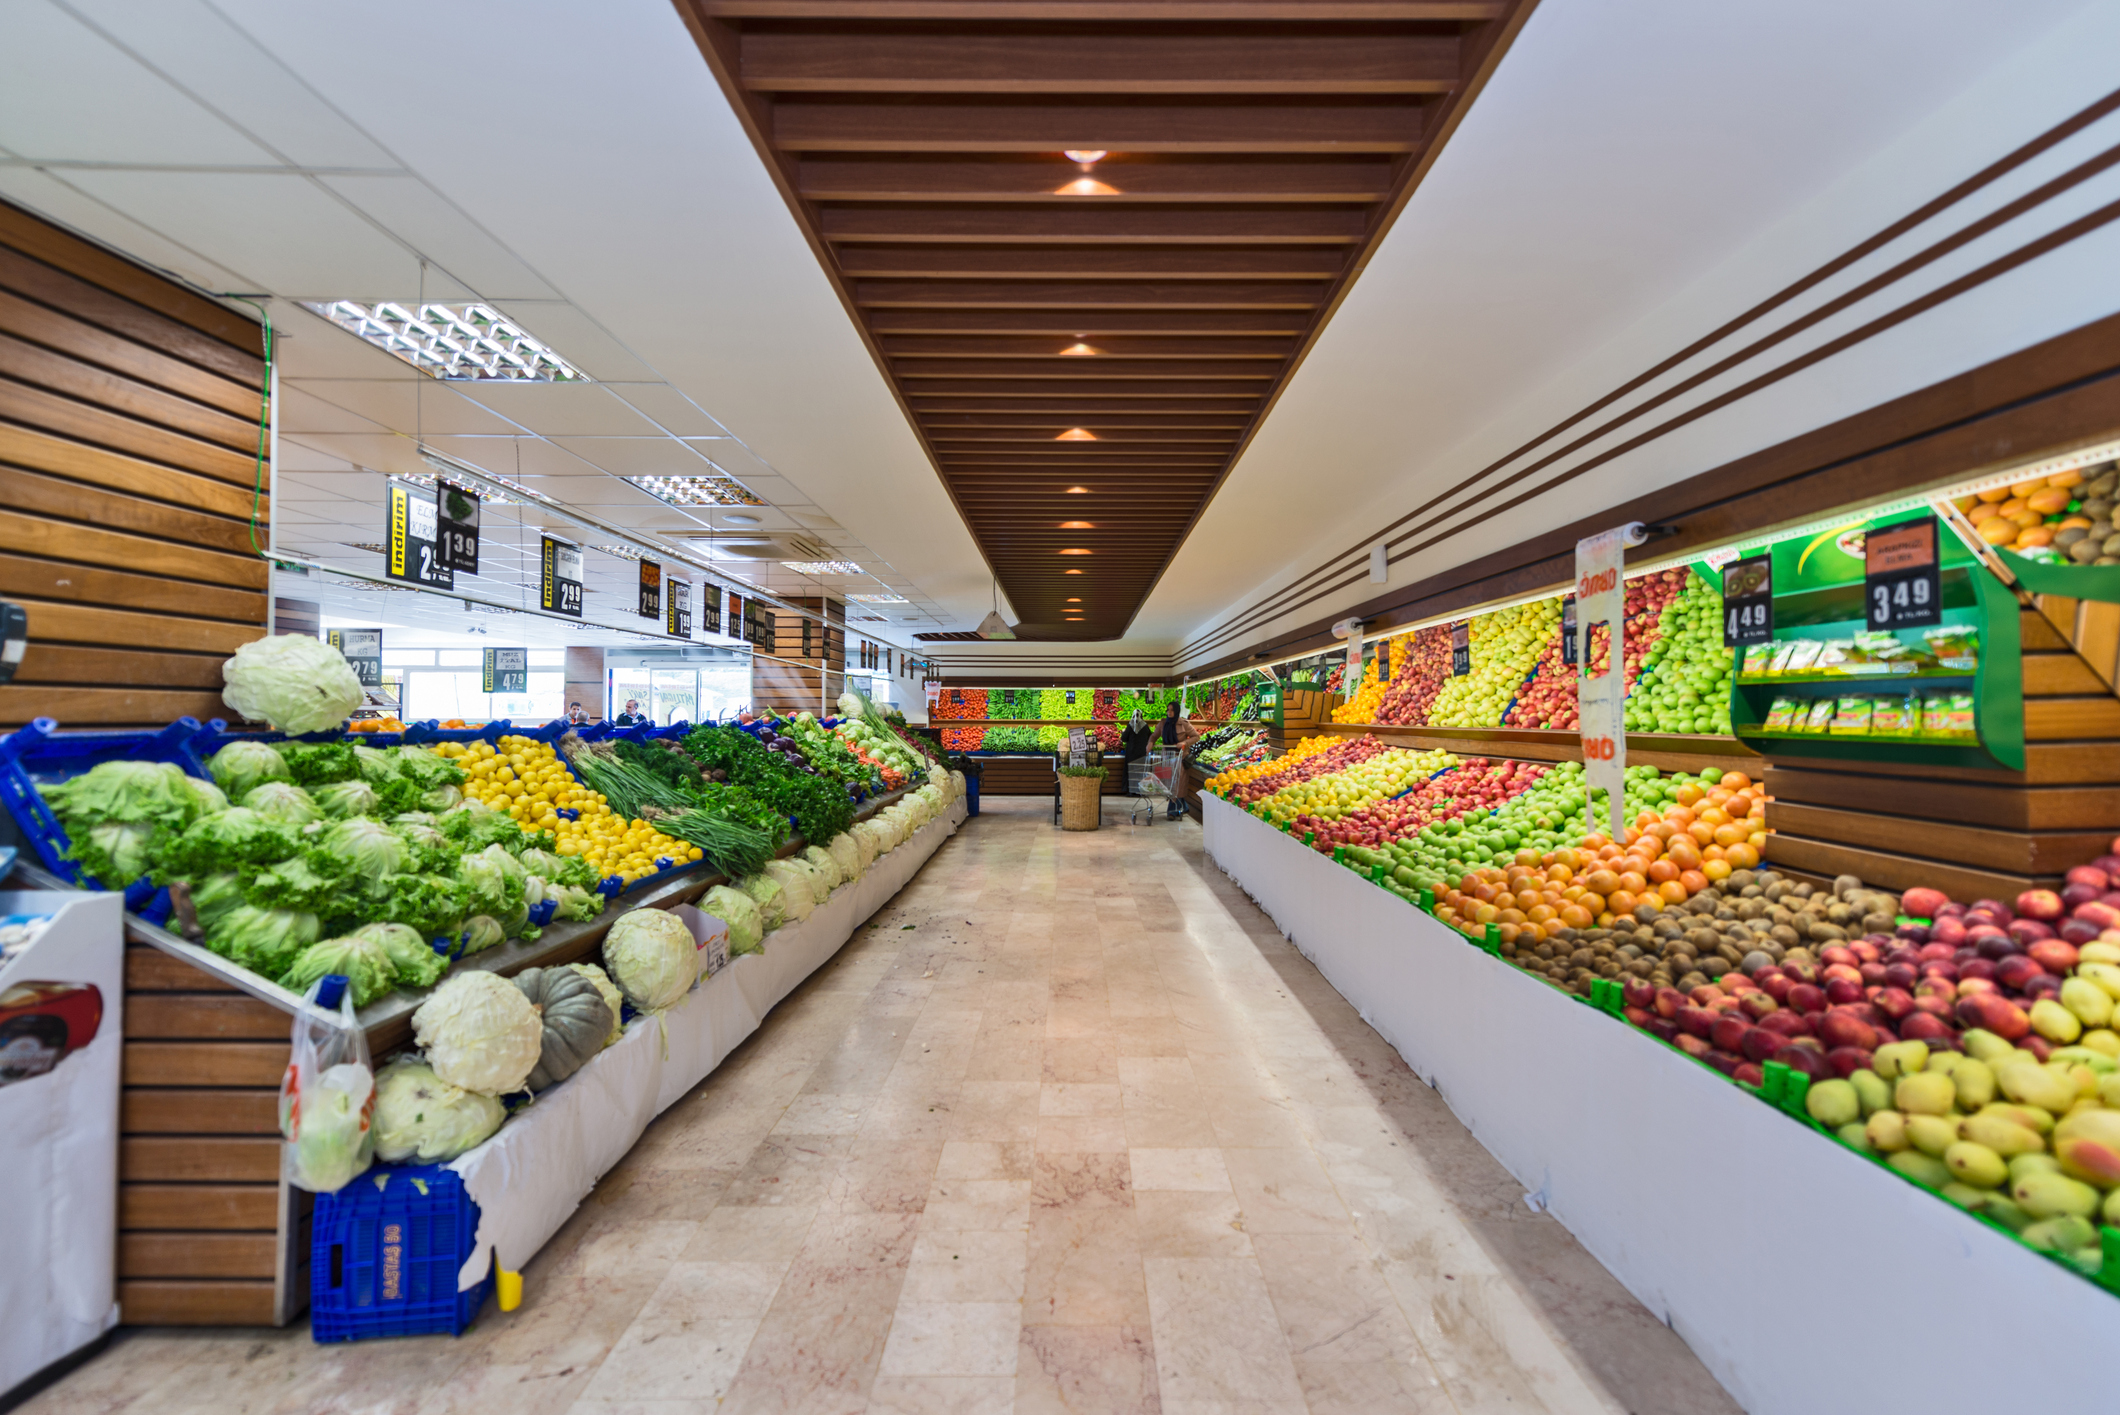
[1726,514,2025,771]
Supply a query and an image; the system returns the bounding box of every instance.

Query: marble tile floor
[27,797,1743,1415]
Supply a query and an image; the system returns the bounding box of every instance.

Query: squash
[568,962,627,1047]
[512,964,618,1091]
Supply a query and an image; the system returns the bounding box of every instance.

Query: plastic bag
[277,976,375,1193]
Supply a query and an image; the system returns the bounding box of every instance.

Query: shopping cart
[1128,748,1179,828]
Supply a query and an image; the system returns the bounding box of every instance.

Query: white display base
[0,888,122,1400]
[451,794,970,1291]
[1201,792,2120,1415]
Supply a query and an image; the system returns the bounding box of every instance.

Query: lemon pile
[424,735,702,884]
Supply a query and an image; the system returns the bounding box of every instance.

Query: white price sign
[1575,525,1634,842]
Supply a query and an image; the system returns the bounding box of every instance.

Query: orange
[1978,519,2018,545]
[1713,822,1748,848]
[1586,869,1621,895]
[1647,858,1680,884]
[2028,486,2074,515]
[2009,478,2045,499]
[1607,889,1638,916]
[1618,870,1649,895]
[2017,525,2056,548]
[1578,891,1606,915]
[1725,842,1761,869]
[1998,496,2030,519]
[1701,858,1732,882]
[1658,880,1688,904]
[1722,772,1753,792]
[1680,868,1711,893]
[2049,468,2085,488]
[1977,486,2011,503]
[1559,904,1594,929]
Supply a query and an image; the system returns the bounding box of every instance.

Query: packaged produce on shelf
[1188,724,1270,773]
[1958,462,2117,564]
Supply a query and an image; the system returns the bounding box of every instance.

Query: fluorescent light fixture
[848,593,910,604]
[1059,521,1094,529]
[723,513,762,525]
[782,560,864,575]
[308,301,586,382]
[626,473,765,508]
[1056,177,1119,196]
[415,449,535,505]
[594,543,643,560]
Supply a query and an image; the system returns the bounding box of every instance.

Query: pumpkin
[568,962,626,1047]
[512,965,617,1091]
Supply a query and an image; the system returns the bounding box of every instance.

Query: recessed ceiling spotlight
[1055,177,1118,196]
[1058,342,1101,357]
[1065,485,1090,494]
[1062,149,1108,167]
[723,512,762,525]
[1066,597,1081,603]
[1059,548,1092,556]
[1064,568,1083,574]
[1056,428,1097,441]
[1059,521,1094,529]
[307,301,587,382]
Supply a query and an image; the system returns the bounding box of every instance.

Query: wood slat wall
[752,598,846,714]
[0,199,268,732]
[0,199,287,1324]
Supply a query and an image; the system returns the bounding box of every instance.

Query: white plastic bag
[277,977,375,1193]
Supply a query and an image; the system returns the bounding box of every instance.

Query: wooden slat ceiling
[677,0,1536,639]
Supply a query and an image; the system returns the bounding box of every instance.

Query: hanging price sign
[667,578,692,638]
[385,480,452,590]
[1449,621,1471,676]
[540,537,583,617]
[1722,553,1773,646]
[327,627,382,688]
[1576,526,1631,842]
[481,647,527,694]
[1865,516,1942,630]
[638,560,661,620]
[437,481,480,574]
[1561,596,1578,667]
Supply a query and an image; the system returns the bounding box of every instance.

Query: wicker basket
[1059,773,1102,830]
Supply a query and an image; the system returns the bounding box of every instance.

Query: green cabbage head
[372,1055,505,1163]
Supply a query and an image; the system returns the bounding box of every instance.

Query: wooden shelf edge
[1305,722,1760,772]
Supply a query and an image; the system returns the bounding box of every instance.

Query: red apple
[1817,1011,1880,1052]
[1787,982,1826,1014]
[1689,985,1726,1006]
[2030,939,2082,973]
[1674,1033,1711,1059]
[2066,864,2111,892]
[2008,919,2056,946]
[1711,1015,1752,1054]
[1740,992,1779,1020]
[1704,1049,1743,1076]
[2074,900,2120,931]
[1900,1011,1951,1042]
[1741,1027,1786,1063]
[1761,973,1795,1002]
[2017,889,2064,921]
[1624,1006,1653,1028]
[1874,987,1917,1020]
[1825,977,1866,1006]
[1654,986,1686,1020]
[1883,963,1918,990]
[2062,882,2102,911]
[1957,977,1999,998]
[1901,886,1952,920]
[1820,945,1859,969]
[1775,1045,1831,1080]
[1678,1006,1717,1040]
[1645,1018,1678,1042]
[1823,963,1865,986]
[2061,918,2102,945]
[1734,1062,1765,1087]
[1824,1046,1874,1078]
[1623,978,1657,1010]
[1930,916,1969,947]
[1913,995,1955,1020]
[1759,1012,1806,1038]
[1995,955,2046,991]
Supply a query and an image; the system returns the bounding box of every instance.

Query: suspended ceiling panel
[677,0,1535,639]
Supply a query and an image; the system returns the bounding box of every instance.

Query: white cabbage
[740,871,786,930]
[411,970,543,1096]
[826,832,862,883]
[702,884,764,956]
[372,1055,506,1162]
[221,633,364,735]
[763,858,816,923]
[800,845,842,892]
[602,907,698,1011]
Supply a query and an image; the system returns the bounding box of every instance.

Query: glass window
[381,649,436,667]
[609,666,652,723]
[400,669,565,725]
[529,649,565,668]
[437,649,482,667]
[699,662,751,723]
[650,668,697,728]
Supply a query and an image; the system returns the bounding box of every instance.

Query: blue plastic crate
[0,716,220,887]
[311,1164,491,1342]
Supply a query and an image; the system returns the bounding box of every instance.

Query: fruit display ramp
[1200,792,2120,1415]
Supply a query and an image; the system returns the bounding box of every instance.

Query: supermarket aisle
[28,797,1738,1415]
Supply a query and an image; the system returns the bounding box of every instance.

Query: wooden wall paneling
[0,204,263,355]
[0,553,266,624]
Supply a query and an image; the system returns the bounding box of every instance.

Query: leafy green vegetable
[439,799,548,853]
[389,816,457,873]
[242,781,321,827]
[459,844,526,919]
[154,806,300,883]
[312,817,409,883]
[647,807,773,878]
[518,846,599,891]
[185,873,248,932]
[180,777,230,817]
[681,725,853,844]
[221,634,362,735]
[392,745,466,793]
[279,740,360,787]
[45,760,200,831]
[68,820,158,887]
[355,872,468,941]
[354,921,446,990]
[546,883,604,922]
[312,778,380,819]
[282,933,396,1006]
[248,855,347,915]
[372,1056,504,1162]
[207,904,320,979]
[458,915,506,955]
[207,741,290,799]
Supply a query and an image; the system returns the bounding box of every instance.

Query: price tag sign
[385,480,452,590]
[481,646,527,694]
[1068,727,1088,765]
[437,481,480,574]
[1722,553,1773,645]
[666,577,692,638]
[1065,689,1077,705]
[1865,516,1942,629]
[1561,596,1578,667]
[1449,621,1471,676]
[1576,526,1630,841]
[638,560,661,620]
[540,537,583,617]
[327,628,382,688]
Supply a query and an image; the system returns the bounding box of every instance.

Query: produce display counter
[1313,720,1760,776]
[1199,791,2120,1415]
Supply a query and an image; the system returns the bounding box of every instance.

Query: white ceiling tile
[283,379,521,436]
[60,169,418,299]
[65,0,398,169]
[0,166,257,293]
[320,175,559,300]
[452,383,659,437]
[604,383,729,438]
[490,301,656,382]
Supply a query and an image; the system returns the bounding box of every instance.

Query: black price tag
[540,537,583,618]
[386,480,452,590]
[1449,621,1471,676]
[437,481,480,574]
[1722,553,1773,646]
[1864,516,1942,630]
[666,578,692,638]
[707,590,726,637]
[481,647,527,694]
[328,628,383,689]
[1561,597,1578,667]
[1065,689,1076,705]
[638,560,661,619]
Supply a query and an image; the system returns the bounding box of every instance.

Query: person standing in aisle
[1119,709,1155,795]
[1161,701,1197,818]
[613,698,648,727]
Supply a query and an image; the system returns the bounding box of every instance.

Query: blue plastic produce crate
[311,1164,490,1342]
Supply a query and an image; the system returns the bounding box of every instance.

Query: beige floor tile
[866,1375,1017,1415]
[684,1205,817,1264]
[1222,1147,1353,1234]
[1129,1147,1231,1192]
[924,1177,1035,1232]
[1143,1256,1307,1409]
[1032,1149,1134,1209]
[1024,1210,1152,1327]
[1036,1113,1129,1152]
[904,1229,1031,1302]
[877,1301,1023,1377]
[1040,1080,1123,1115]
[1015,1323,1160,1415]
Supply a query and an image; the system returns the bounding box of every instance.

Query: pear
[1960,1111,2045,1156]
[1889,1149,1952,1189]
[1896,1071,1957,1116]
[1873,1040,1928,1080]
[2079,961,2120,1001]
[1947,1057,1995,1112]
[2061,977,2115,1029]
[1961,1028,2014,1063]
[1996,1061,2074,1115]
[1977,1196,2034,1232]
[2051,1108,2120,1187]
[2012,1169,2100,1220]
[2031,998,2084,1044]
[2086,1028,2120,1058]
[1907,1114,1958,1158]
[2009,1151,2063,1184]
[2106,1185,2120,1225]
[1940,1181,1988,1208]
[1850,1068,1891,1117]
[2101,1073,2120,1109]
[1836,1121,1875,1153]
[1926,1051,1963,1078]
[1944,1140,2008,1188]
[1980,1101,2055,1134]
[2020,1214,2097,1253]
[1866,1110,1910,1153]
[1806,1078,1860,1128]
